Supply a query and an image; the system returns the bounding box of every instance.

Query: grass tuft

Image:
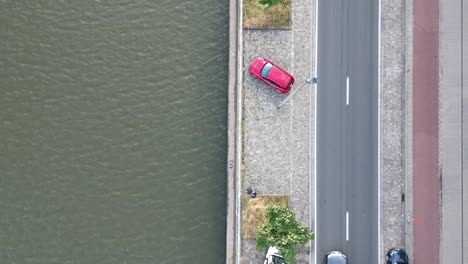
[243,0,291,28]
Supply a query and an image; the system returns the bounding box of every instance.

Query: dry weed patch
[241,194,288,238]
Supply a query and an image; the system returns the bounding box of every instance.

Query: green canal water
[0,1,228,263]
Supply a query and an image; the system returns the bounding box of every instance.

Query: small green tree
[256,206,315,263]
[258,0,283,6]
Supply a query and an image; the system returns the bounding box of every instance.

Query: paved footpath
[435,0,467,263]
[380,0,407,261]
[241,0,315,263]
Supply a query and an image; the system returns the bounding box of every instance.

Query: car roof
[387,249,408,263]
[266,66,292,87]
[326,251,347,264]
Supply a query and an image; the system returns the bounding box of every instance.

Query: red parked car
[249,57,295,93]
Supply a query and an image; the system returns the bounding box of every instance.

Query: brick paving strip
[412,0,440,263]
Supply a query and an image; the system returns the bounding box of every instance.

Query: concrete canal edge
[226,0,242,263]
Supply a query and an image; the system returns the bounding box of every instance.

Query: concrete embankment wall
[226,0,241,263]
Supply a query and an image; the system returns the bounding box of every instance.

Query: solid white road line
[346,76,350,105]
[346,211,349,241]
[313,0,318,263]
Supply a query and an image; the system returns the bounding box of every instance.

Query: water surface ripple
[0,1,228,263]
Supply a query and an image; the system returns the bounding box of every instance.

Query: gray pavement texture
[241,0,315,262]
[439,0,467,262]
[380,0,408,262]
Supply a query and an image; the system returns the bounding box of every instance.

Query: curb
[226,0,243,263]
[404,0,414,260]
[243,27,292,30]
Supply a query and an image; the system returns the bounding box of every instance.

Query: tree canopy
[256,206,315,263]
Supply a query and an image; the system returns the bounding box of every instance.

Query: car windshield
[272,255,288,264]
[260,63,274,77]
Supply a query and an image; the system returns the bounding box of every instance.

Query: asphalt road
[316,0,378,263]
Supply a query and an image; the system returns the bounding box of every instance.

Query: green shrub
[256,206,315,263]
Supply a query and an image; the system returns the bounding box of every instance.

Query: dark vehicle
[386,248,409,264]
[249,57,295,93]
[325,251,348,264]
